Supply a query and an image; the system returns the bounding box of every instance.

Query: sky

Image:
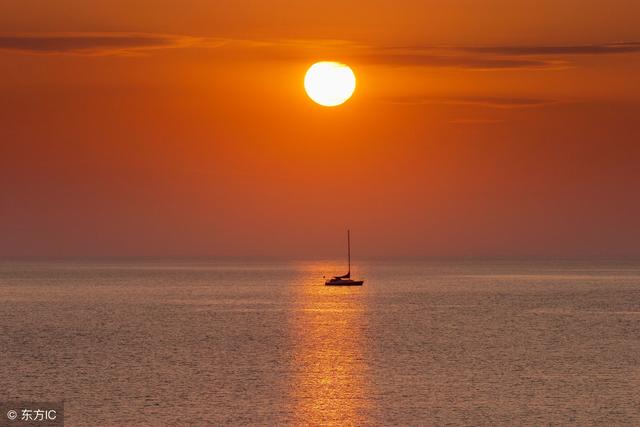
[1,0,640,258]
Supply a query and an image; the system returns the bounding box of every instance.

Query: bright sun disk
[304,62,356,107]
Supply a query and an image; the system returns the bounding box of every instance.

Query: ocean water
[1,259,639,426]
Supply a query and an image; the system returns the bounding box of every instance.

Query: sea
[1,259,639,426]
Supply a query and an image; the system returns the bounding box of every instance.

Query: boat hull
[325,279,364,286]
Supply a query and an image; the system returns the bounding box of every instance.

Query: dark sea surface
[1,259,640,426]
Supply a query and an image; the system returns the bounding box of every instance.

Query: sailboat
[325,230,364,286]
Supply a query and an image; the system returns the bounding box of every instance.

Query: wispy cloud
[459,42,640,56]
[355,53,559,70]
[209,40,565,70]
[219,39,640,70]
[352,41,640,69]
[0,32,213,55]
[449,118,505,125]
[384,96,561,109]
[2,32,639,71]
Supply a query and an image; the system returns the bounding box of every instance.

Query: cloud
[355,53,560,70]
[384,96,561,109]
[449,118,505,124]
[460,42,640,56]
[2,33,639,71]
[353,41,640,69]
[206,40,564,69]
[0,32,212,55]
[209,40,566,70]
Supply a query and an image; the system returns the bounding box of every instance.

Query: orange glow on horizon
[1,1,640,258]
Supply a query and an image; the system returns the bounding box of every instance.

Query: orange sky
[1,1,640,258]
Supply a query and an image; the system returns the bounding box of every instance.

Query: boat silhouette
[325,230,364,286]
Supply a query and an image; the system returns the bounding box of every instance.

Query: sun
[304,62,356,107]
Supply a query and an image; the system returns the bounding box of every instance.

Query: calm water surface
[1,260,640,425]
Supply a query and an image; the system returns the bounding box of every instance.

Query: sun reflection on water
[287,261,371,425]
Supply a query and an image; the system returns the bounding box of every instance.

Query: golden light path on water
[287,261,371,425]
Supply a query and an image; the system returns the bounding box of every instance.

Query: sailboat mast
[347,229,351,274]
